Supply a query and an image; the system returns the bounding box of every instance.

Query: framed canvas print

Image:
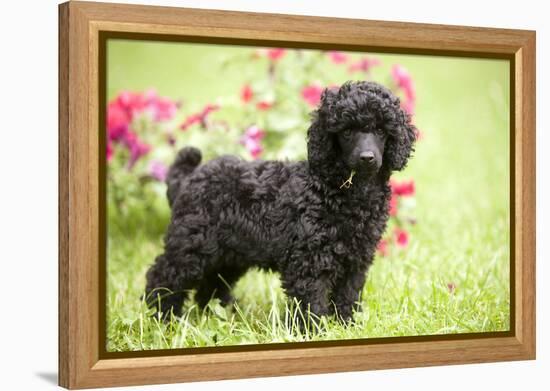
[58,1,536,389]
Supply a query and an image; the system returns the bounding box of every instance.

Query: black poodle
[145,80,416,322]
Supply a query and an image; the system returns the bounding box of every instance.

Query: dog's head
[307,81,416,184]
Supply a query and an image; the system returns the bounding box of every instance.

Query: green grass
[106,42,510,351]
[107,219,509,350]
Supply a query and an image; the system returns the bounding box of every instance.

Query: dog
[145,80,416,322]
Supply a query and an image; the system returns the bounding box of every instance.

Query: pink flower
[389,194,398,216]
[240,125,265,159]
[180,104,220,131]
[149,95,179,121]
[128,141,151,168]
[115,90,179,122]
[327,51,349,64]
[348,56,381,74]
[244,138,263,159]
[395,228,409,247]
[391,65,416,115]
[266,48,286,61]
[107,141,113,161]
[149,160,168,182]
[256,101,274,110]
[391,179,415,197]
[391,65,413,91]
[107,89,178,143]
[240,84,254,103]
[106,90,180,167]
[377,239,388,257]
[301,84,323,107]
[117,91,148,115]
[401,100,415,116]
[244,125,265,140]
[447,282,457,294]
[124,131,151,168]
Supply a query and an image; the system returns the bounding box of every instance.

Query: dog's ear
[317,87,340,120]
[384,105,417,171]
[307,87,340,175]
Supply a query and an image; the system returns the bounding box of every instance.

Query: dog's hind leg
[331,267,368,321]
[144,252,206,319]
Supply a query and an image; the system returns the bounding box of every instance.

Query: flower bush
[106,48,420,256]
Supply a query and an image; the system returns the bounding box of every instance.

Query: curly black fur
[145,81,416,322]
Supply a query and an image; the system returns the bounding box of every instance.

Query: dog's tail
[166,146,202,207]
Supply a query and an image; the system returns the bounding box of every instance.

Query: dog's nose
[359,151,376,164]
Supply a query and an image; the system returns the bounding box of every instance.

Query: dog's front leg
[331,268,368,322]
[282,269,332,327]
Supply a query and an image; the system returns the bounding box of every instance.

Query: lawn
[106,41,510,351]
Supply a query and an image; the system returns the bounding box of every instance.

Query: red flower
[391,179,415,197]
[240,84,254,103]
[266,48,286,61]
[377,239,388,257]
[348,56,381,74]
[201,104,219,117]
[301,84,323,107]
[395,228,409,247]
[179,114,201,130]
[256,101,274,110]
[389,194,398,216]
[107,101,131,141]
[180,104,220,131]
[327,51,349,64]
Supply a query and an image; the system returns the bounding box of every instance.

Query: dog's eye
[375,128,385,137]
[342,129,352,139]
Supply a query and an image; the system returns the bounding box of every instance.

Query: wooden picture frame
[58,1,536,388]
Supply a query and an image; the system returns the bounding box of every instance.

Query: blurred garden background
[106,39,510,352]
